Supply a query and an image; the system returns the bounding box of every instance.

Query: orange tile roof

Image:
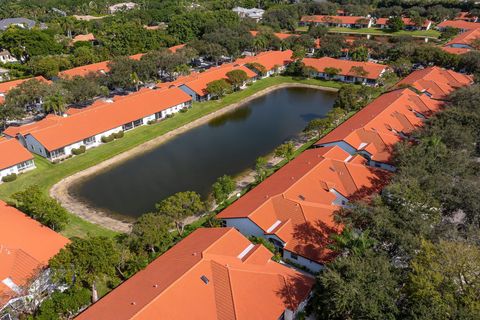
[0,139,33,171]
[3,114,61,138]
[301,15,371,25]
[441,46,471,55]
[303,57,387,80]
[445,28,480,47]
[250,30,299,40]
[60,45,185,78]
[236,50,293,72]
[176,63,257,96]
[217,146,389,264]
[169,44,186,53]
[437,20,480,30]
[72,33,96,43]
[0,76,50,95]
[396,66,473,99]
[23,87,191,151]
[316,88,443,163]
[375,17,432,28]
[75,228,313,320]
[59,60,110,78]
[455,12,478,21]
[0,200,69,305]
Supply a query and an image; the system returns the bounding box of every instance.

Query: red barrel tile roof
[0,139,33,171]
[75,228,313,320]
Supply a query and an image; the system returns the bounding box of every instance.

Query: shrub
[180,108,188,113]
[166,114,175,118]
[2,173,17,183]
[113,131,124,139]
[71,145,86,155]
[147,120,156,125]
[101,134,115,143]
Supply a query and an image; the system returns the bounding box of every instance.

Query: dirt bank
[50,83,338,233]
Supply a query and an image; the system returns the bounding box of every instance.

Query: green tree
[206,79,232,99]
[275,141,295,162]
[304,118,331,139]
[49,237,121,302]
[107,56,136,90]
[254,156,269,183]
[129,213,173,255]
[43,90,67,115]
[404,240,480,319]
[327,107,347,126]
[212,175,236,205]
[387,16,405,32]
[28,55,72,78]
[351,46,369,62]
[226,69,248,91]
[308,251,400,319]
[324,67,341,78]
[350,66,369,79]
[155,191,206,235]
[12,185,69,231]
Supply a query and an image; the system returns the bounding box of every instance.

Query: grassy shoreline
[0,76,341,239]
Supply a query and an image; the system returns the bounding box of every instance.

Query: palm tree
[130,72,140,91]
[43,92,66,116]
[253,36,267,53]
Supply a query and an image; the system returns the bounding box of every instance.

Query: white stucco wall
[0,160,35,181]
[223,218,265,237]
[283,250,323,273]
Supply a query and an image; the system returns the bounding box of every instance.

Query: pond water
[70,87,336,218]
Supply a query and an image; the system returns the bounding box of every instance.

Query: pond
[70,86,337,219]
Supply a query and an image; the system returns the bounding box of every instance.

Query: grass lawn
[328,27,441,38]
[0,76,341,239]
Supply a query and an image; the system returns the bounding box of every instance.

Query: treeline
[307,84,480,319]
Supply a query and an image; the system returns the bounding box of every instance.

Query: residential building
[0,200,69,311]
[375,17,433,30]
[217,146,388,272]
[436,20,480,32]
[315,88,443,171]
[0,138,35,181]
[455,12,478,22]
[0,76,50,104]
[237,50,294,77]
[58,60,110,78]
[300,15,373,28]
[5,87,192,161]
[0,50,18,64]
[232,7,265,22]
[175,63,257,101]
[442,28,480,53]
[302,57,388,85]
[396,66,473,99]
[0,68,9,82]
[0,18,45,31]
[71,33,96,44]
[108,2,137,14]
[75,228,314,320]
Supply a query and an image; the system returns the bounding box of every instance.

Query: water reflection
[71,87,336,218]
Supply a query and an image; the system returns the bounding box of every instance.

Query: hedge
[2,173,17,183]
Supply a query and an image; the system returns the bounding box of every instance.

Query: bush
[101,134,115,143]
[166,114,175,118]
[71,145,86,155]
[147,120,156,125]
[2,173,17,183]
[113,131,124,139]
[180,108,188,113]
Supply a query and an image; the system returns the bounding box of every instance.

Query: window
[133,119,143,127]
[123,122,134,131]
[17,160,33,170]
[50,148,65,159]
[290,253,298,260]
[83,136,96,145]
